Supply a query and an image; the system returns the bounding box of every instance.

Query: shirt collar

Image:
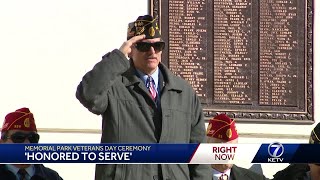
[6,164,35,179]
[136,67,159,90]
[212,168,231,180]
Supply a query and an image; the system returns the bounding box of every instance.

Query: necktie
[18,169,27,180]
[146,76,157,101]
[219,174,228,180]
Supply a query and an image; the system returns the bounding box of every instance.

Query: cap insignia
[226,128,232,138]
[24,118,30,128]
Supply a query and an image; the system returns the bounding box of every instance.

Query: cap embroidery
[149,26,155,37]
[226,128,232,138]
[24,118,30,128]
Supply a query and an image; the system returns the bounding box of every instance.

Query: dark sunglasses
[3,132,40,143]
[135,41,165,52]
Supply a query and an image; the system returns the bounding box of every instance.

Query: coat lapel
[231,165,246,180]
[158,63,182,93]
[122,64,151,96]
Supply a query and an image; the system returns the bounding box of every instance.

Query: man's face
[309,164,320,180]
[207,137,238,172]
[131,38,164,75]
[1,130,39,144]
[1,130,39,168]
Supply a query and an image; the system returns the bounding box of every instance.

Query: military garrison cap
[127,15,161,40]
[2,107,37,133]
[206,114,238,142]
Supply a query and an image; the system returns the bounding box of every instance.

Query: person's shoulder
[35,164,63,180]
[159,63,195,90]
[0,165,16,180]
[232,165,269,180]
[272,164,309,180]
[172,74,192,87]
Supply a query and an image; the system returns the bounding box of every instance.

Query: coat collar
[0,164,46,180]
[0,165,16,179]
[231,165,248,178]
[123,61,183,92]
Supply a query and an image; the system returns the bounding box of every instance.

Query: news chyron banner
[0,143,319,164]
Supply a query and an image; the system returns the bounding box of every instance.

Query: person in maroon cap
[206,114,268,180]
[0,107,63,180]
[76,15,211,180]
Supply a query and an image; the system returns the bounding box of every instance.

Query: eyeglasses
[3,132,40,143]
[135,41,165,52]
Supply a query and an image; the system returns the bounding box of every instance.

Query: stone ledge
[31,128,310,140]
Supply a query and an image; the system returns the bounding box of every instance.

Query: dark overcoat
[76,49,211,180]
[0,164,63,180]
[272,164,310,180]
[230,165,269,180]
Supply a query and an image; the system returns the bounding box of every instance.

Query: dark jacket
[230,165,269,180]
[0,164,63,180]
[272,164,310,180]
[76,49,211,180]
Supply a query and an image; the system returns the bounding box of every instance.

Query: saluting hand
[119,34,145,59]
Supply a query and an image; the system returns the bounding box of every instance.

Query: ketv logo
[267,142,284,162]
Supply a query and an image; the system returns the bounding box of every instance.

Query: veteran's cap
[206,114,238,141]
[309,123,320,144]
[127,15,161,40]
[1,107,37,132]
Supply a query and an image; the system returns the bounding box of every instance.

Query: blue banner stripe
[252,143,320,163]
[0,144,199,163]
[188,143,200,163]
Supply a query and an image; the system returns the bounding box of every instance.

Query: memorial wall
[151,0,313,123]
